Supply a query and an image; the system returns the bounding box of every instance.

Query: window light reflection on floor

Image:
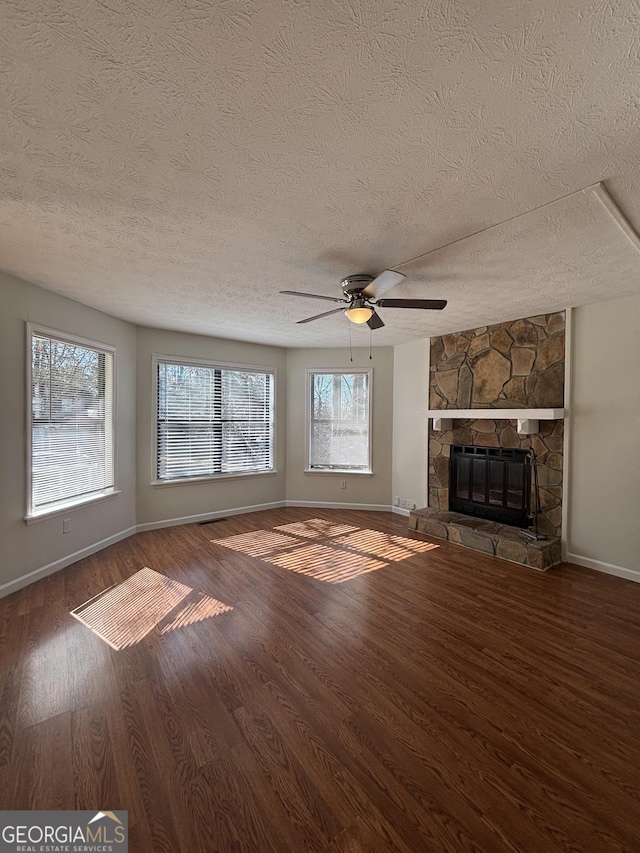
[71,567,232,650]
[211,529,300,558]
[333,529,434,562]
[268,543,386,583]
[212,518,439,584]
[274,520,359,539]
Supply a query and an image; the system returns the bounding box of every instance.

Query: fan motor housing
[340,274,374,296]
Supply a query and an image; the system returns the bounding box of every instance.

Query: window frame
[25,323,118,523]
[151,354,277,486]
[305,368,373,475]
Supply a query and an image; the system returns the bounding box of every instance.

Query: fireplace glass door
[449,445,531,527]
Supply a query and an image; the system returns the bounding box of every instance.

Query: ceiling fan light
[345,305,374,324]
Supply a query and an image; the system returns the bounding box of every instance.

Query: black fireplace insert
[449,445,531,527]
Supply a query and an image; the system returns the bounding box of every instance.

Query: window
[28,326,115,519]
[155,359,274,482]
[308,370,371,472]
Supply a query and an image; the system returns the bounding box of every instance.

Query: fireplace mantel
[421,408,565,435]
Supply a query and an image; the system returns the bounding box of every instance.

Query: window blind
[30,331,115,514]
[156,361,274,481]
[309,372,370,470]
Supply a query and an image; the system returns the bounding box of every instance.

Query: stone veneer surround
[428,312,565,541]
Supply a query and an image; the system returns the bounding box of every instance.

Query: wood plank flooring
[1,508,639,851]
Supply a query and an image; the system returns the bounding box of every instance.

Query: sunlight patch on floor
[158,590,232,634]
[266,543,385,583]
[334,529,438,561]
[274,520,359,539]
[212,518,439,584]
[213,529,300,557]
[71,567,232,649]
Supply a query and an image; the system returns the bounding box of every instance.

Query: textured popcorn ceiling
[1,0,640,347]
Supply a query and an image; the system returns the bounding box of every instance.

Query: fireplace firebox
[449,445,531,527]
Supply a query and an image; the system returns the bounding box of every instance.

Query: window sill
[25,489,121,525]
[304,469,374,477]
[151,470,278,487]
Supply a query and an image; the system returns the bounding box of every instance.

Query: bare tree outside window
[29,331,115,515]
[156,361,274,481]
[309,371,371,471]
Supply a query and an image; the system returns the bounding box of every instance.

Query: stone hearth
[409,507,561,570]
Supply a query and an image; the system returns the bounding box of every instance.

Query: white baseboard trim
[136,501,286,532]
[3,501,410,600]
[0,526,137,601]
[285,500,392,512]
[391,506,410,517]
[566,552,640,584]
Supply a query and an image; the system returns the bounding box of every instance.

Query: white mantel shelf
[421,408,565,436]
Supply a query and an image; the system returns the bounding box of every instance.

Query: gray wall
[285,347,394,507]
[0,272,137,594]
[135,326,287,527]
[392,338,429,513]
[567,293,640,579]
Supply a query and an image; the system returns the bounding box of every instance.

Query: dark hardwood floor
[1,508,639,852]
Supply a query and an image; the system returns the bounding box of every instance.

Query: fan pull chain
[349,323,353,362]
[369,327,372,360]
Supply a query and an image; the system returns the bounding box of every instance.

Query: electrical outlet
[407,501,416,510]
[393,496,400,506]
[399,499,406,509]
[62,518,71,534]
[339,479,346,489]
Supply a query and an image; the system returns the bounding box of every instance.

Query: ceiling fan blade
[361,269,406,299]
[367,311,385,330]
[281,290,347,303]
[297,307,346,324]
[374,298,447,310]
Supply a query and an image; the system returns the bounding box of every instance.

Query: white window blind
[156,360,274,481]
[29,330,115,516]
[309,371,371,471]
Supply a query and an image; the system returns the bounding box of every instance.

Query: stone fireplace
[410,312,565,569]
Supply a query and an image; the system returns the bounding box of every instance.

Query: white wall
[392,338,430,513]
[0,272,137,596]
[567,293,640,581]
[285,347,394,508]
[135,326,287,527]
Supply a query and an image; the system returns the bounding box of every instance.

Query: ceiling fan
[281,270,446,329]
